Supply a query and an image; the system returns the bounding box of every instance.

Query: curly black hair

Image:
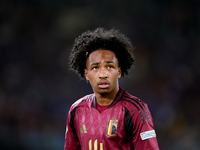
[69,27,135,80]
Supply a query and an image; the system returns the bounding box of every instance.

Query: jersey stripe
[122,99,145,124]
[108,88,124,108]
[70,106,81,141]
[124,94,151,123]
[92,95,97,108]
[123,96,149,124]
[124,106,134,139]
[82,94,94,102]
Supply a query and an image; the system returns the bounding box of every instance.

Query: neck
[95,87,119,106]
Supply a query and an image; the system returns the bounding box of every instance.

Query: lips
[97,80,110,89]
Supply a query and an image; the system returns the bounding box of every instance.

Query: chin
[95,88,109,93]
[99,88,111,94]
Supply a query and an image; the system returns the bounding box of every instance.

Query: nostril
[99,72,108,78]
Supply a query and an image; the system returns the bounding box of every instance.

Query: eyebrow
[90,61,114,66]
[106,61,114,64]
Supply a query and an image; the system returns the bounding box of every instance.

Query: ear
[84,69,89,81]
[118,67,122,78]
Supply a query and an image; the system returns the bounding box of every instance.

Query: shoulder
[121,90,151,124]
[121,90,147,108]
[69,93,94,112]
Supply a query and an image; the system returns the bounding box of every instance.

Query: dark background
[0,0,200,149]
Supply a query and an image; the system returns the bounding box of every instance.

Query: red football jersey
[64,88,159,150]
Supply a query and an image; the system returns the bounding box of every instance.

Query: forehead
[88,50,118,63]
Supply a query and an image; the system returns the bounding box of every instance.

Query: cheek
[87,72,96,82]
[111,72,120,81]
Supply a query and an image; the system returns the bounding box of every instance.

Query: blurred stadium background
[0,0,200,149]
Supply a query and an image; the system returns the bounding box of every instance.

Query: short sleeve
[124,103,159,150]
[64,107,81,150]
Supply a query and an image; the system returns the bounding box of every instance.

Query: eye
[107,65,113,69]
[92,66,98,70]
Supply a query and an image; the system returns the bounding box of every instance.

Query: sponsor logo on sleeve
[140,130,156,140]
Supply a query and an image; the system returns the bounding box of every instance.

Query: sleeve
[64,107,81,150]
[124,103,159,150]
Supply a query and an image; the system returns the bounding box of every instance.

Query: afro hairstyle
[69,27,135,80]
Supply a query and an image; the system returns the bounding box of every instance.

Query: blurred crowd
[0,0,200,149]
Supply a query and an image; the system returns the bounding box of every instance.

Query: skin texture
[84,49,122,106]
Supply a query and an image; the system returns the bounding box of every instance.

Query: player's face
[84,49,121,95]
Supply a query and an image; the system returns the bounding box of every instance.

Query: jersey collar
[91,87,124,109]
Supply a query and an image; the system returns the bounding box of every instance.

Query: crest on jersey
[106,120,118,136]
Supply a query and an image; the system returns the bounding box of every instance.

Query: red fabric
[96,102,109,113]
[64,88,159,150]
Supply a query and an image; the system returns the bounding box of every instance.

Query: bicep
[124,106,159,150]
[64,109,81,150]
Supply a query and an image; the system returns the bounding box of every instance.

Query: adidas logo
[80,124,87,133]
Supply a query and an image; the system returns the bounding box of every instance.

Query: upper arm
[64,107,81,150]
[124,104,159,150]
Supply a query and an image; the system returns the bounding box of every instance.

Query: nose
[99,67,108,79]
